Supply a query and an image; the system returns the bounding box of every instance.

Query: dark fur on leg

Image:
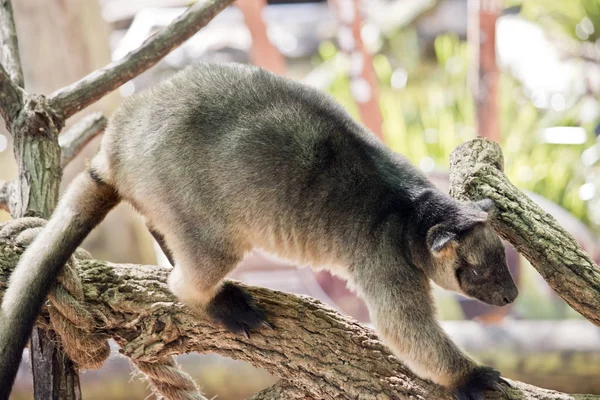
[148,226,175,265]
[206,282,269,337]
[455,366,510,400]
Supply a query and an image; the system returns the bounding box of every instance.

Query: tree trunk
[9,1,118,397]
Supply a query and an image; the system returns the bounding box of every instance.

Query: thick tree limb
[0,62,23,128]
[249,381,314,400]
[10,95,63,219]
[59,112,107,168]
[449,138,600,327]
[8,93,72,398]
[0,220,597,400]
[0,3,24,131]
[48,0,235,120]
[0,0,23,88]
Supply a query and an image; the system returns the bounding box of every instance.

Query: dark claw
[206,282,267,337]
[498,377,511,387]
[262,321,275,330]
[242,328,250,340]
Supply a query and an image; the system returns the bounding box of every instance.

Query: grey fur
[0,62,517,399]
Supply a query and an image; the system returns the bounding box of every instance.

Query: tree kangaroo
[0,62,517,399]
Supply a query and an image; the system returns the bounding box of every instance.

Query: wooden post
[330,0,383,140]
[468,0,501,142]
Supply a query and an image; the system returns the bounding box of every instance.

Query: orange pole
[330,0,383,140]
[235,0,287,75]
[468,0,501,142]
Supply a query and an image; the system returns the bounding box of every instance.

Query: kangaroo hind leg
[166,230,268,336]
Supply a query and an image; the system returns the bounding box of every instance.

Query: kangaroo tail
[0,169,120,398]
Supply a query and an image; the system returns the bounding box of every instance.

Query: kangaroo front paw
[206,282,269,337]
[454,366,510,400]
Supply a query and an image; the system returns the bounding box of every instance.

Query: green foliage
[315,21,600,319]
[316,31,595,224]
[515,0,600,43]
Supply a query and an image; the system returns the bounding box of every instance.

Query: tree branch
[59,112,107,168]
[0,219,597,400]
[0,62,23,128]
[48,0,235,120]
[0,181,7,212]
[0,179,15,214]
[0,0,24,87]
[0,0,25,87]
[449,138,600,327]
[249,381,315,400]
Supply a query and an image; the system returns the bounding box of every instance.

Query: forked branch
[0,62,23,127]
[48,0,235,119]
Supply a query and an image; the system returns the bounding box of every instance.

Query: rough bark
[29,328,82,400]
[10,95,63,218]
[9,92,75,399]
[0,0,23,88]
[249,381,314,400]
[0,220,597,400]
[449,138,600,326]
[0,62,23,127]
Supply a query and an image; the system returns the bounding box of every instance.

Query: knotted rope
[1,218,206,400]
[133,357,206,400]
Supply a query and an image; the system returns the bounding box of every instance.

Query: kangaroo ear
[455,211,488,235]
[456,201,490,232]
[427,224,458,258]
[474,198,494,213]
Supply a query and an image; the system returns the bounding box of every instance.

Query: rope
[3,218,207,400]
[134,357,207,400]
[12,219,109,370]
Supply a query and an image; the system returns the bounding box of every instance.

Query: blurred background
[3,0,600,398]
